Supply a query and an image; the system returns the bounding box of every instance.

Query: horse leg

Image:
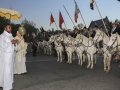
[106,54,111,73]
[60,51,63,63]
[73,52,75,61]
[87,54,91,69]
[94,54,98,65]
[103,54,107,72]
[90,54,94,69]
[57,51,60,62]
[69,52,73,64]
[67,52,70,64]
[77,53,80,65]
[80,53,83,66]
[83,54,85,63]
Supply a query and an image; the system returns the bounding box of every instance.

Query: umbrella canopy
[0,8,22,20]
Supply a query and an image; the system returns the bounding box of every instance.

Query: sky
[0,0,120,30]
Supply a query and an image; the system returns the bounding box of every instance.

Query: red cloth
[74,12,78,23]
[59,12,64,30]
[50,14,55,25]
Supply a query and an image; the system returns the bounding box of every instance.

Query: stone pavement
[0,53,120,90]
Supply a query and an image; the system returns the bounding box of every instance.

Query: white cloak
[0,31,17,90]
[14,36,27,74]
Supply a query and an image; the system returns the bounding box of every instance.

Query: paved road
[0,53,120,90]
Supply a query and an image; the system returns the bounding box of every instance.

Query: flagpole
[50,12,58,30]
[94,1,108,35]
[74,0,86,27]
[59,10,67,30]
[63,5,75,27]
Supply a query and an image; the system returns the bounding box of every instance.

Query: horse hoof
[90,67,93,70]
[104,68,106,72]
[106,70,109,73]
[87,66,89,69]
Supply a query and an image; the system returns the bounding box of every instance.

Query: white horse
[74,34,97,69]
[47,42,52,55]
[93,30,111,73]
[49,35,64,63]
[74,34,86,66]
[42,40,49,54]
[107,33,120,69]
[63,34,75,64]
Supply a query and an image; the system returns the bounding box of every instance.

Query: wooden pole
[74,0,86,27]
[50,12,58,30]
[9,6,12,23]
[63,5,75,27]
[59,10,67,30]
[94,1,109,36]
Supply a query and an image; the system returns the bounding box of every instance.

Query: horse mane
[81,35,89,43]
[96,29,108,38]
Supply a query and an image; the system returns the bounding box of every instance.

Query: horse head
[93,30,104,45]
[107,33,118,51]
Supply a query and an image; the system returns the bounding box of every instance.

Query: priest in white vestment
[14,26,27,74]
[0,24,18,90]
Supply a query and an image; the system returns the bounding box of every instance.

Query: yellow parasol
[0,8,22,20]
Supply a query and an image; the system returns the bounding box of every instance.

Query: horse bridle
[93,31,103,44]
[75,35,83,47]
[64,37,73,47]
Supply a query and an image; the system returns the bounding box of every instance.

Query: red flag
[74,12,78,23]
[74,1,80,23]
[59,11,64,30]
[50,13,55,26]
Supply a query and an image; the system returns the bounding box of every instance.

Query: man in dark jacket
[107,23,120,62]
[83,27,89,38]
[91,25,99,39]
[107,22,120,36]
[32,39,38,57]
[72,28,78,38]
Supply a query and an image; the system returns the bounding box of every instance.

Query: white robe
[14,36,27,74]
[0,31,17,90]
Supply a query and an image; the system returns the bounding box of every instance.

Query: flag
[59,11,64,30]
[90,0,94,10]
[74,1,80,23]
[50,13,55,26]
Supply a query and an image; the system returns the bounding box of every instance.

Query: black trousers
[64,51,68,60]
[33,48,37,56]
[53,49,57,57]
